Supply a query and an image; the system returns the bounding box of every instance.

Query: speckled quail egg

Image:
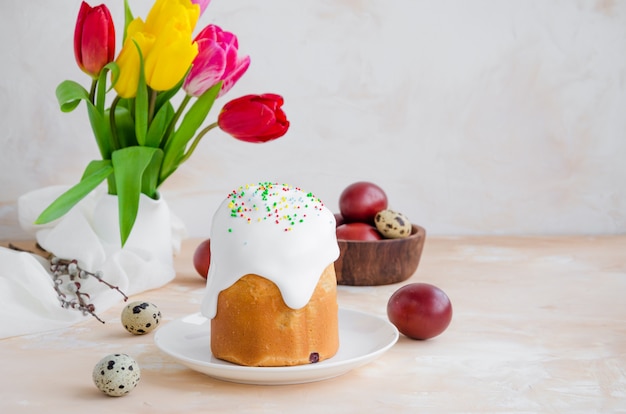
[92,353,140,397]
[374,209,412,239]
[121,301,161,335]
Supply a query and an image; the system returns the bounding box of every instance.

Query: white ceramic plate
[154,308,399,385]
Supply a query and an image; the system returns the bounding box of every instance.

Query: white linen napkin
[0,185,186,339]
[0,248,84,337]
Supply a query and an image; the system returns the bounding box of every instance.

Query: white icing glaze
[201,183,340,319]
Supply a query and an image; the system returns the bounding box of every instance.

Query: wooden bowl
[334,225,426,286]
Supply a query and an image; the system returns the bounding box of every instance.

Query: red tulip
[218,94,289,143]
[183,24,250,97]
[74,2,115,78]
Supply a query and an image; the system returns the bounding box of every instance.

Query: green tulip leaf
[141,148,164,197]
[86,101,113,160]
[34,160,113,225]
[146,101,174,148]
[95,69,108,113]
[159,83,220,183]
[133,41,149,147]
[111,146,163,246]
[155,75,185,111]
[174,83,221,147]
[123,0,134,43]
[111,105,137,148]
[56,80,90,113]
[107,62,120,92]
[95,62,120,112]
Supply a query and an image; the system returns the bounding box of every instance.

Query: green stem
[109,96,122,151]
[177,122,218,165]
[148,88,157,125]
[88,79,97,104]
[161,94,192,150]
[106,174,117,195]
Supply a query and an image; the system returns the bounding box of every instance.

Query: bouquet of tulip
[35,0,289,246]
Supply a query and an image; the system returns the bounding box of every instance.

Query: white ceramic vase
[89,191,178,295]
[19,187,183,297]
[92,192,175,269]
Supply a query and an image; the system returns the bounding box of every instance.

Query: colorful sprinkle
[223,182,326,233]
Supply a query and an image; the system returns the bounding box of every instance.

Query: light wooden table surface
[1,235,625,413]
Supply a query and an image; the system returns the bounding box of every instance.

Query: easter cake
[201,183,340,367]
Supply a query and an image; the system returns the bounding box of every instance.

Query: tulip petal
[114,26,154,98]
[142,2,199,91]
[145,27,198,91]
[219,55,250,97]
[194,24,218,42]
[145,0,199,35]
[73,2,90,71]
[188,24,249,98]
[218,94,289,143]
[221,102,275,136]
[80,8,112,75]
[74,2,115,78]
[183,39,227,96]
[191,0,211,15]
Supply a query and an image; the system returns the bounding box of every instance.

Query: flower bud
[74,1,115,78]
[114,0,199,98]
[183,24,250,97]
[218,94,289,143]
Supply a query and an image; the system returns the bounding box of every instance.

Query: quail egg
[121,301,161,335]
[374,209,412,239]
[92,353,140,397]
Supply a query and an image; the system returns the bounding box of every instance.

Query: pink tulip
[217,94,289,143]
[74,1,115,78]
[183,24,250,97]
[191,0,211,15]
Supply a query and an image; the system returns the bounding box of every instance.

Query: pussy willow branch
[8,243,128,323]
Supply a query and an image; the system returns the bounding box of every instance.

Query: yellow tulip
[114,19,153,98]
[113,0,199,98]
[145,22,199,91]
[144,0,199,34]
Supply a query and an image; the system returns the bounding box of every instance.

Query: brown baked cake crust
[210,264,339,367]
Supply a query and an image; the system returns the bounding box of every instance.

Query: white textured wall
[1,0,625,240]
